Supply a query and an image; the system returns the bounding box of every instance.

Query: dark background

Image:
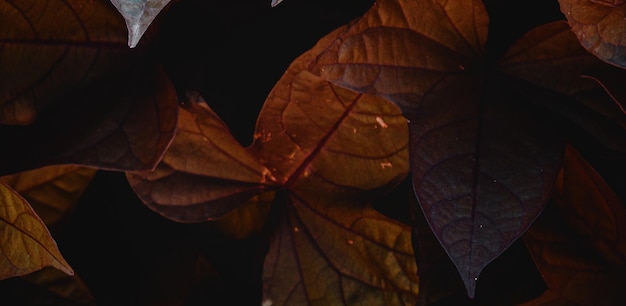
[4,0,624,305]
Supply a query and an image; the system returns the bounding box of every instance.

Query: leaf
[271,0,284,7]
[521,145,626,305]
[110,0,171,48]
[308,0,564,297]
[126,100,273,223]
[257,47,415,304]
[0,0,128,125]
[0,183,73,280]
[558,0,626,68]
[0,64,178,175]
[0,165,97,225]
[499,21,626,153]
[0,0,179,174]
[263,196,418,306]
[129,20,416,303]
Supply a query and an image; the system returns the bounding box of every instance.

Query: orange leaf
[0,183,73,280]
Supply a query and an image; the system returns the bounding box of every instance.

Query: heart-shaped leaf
[128,25,417,303]
[110,0,171,48]
[308,0,568,297]
[0,165,96,225]
[521,145,626,305]
[0,183,73,280]
[558,0,626,68]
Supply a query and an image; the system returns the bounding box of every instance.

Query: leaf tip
[270,0,283,7]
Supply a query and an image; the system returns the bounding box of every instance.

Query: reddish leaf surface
[0,165,96,225]
[127,101,274,223]
[308,0,570,297]
[257,48,414,305]
[128,26,416,303]
[0,0,178,174]
[0,183,73,280]
[521,145,626,305]
[558,0,626,68]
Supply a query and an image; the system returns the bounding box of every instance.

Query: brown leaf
[309,0,564,297]
[256,28,414,304]
[0,0,179,174]
[0,0,128,125]
[558,0,626,68]
[0,183,73,280]
[262,195,418,306]
[0,63,178,175]
[521,145,626,305]
[127,101,274,223]
[110,0,172,48]
[0,165,96,225]
[129,15,415,303]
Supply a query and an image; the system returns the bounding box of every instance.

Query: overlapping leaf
[256,50,415,305]
[521,145,626,305]
[499,21,626,152]
[110,0,172,48]
[0,183,73,280]
[558,0,626,68]
[128,26,417,303]
[1,0,127,125]
[127,101,274,223]
[0,165,97,225]
[308,0,571,297]
[0,0,178,174]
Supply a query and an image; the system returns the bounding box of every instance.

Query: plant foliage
[0,0,625,304]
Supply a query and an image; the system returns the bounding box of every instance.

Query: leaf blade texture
[0,165,97,225]
[0,183,73,279]
[308,0,572,297]
[558,0,626,68]
[127,102,274,223]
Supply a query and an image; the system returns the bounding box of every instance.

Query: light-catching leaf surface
[0,183,73,280]
[0,165,97,225]
[521,145,626,305]
[128,25,417,304]
[308,0,574,297]
[558,0,626,68]
[109,0,171,48]
[256,46,415,305]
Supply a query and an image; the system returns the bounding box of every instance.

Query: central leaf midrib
[283,91,363,188]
